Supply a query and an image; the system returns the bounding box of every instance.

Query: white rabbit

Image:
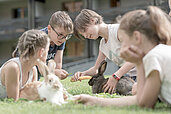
[37,73,66,105]
[20,59,67,105]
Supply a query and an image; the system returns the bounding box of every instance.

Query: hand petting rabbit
[20,59,68,105]
[88,60,135,96]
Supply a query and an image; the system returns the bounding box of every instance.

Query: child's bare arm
[115,62,135,77]
[74,94,137,107]
[136,63,160,108]
[54,50,63,69]
[72,51,106,81]
[4,62,20,101]
[54,50,69,80]
[103,62,134,94]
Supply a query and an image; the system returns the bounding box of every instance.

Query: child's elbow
[137,98,155,109]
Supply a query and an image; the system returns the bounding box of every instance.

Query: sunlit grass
[0,76,170,114]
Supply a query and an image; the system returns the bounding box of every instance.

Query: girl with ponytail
[73,6,171,108]
[0,30,50,101]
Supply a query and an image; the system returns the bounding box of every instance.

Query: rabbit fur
[88,60,135,95]
[20,59,67,105]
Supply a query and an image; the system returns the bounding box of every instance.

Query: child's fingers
[72,95,82,104]
[61,69,69,75]
[108,86,113,94]
[60,71,68,80]
[112,87,115,94]
[74,72,82,81]
[129,45,141,53]
[122,47,137,57]
[104,85,110,93]
[71,72,81,82]
[129,45,145,58]
[72,94,90,104]
[72,95,81,101]
[121,46,140,62]
[102,83,108,90]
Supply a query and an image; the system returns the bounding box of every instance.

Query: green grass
[0,76,170,114]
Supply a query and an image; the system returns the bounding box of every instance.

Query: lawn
[0,76,170,114]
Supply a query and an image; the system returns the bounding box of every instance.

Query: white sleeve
[99,38,105,52]
[143,55,163,80]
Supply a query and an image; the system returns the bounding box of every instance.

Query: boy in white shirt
[72,9,136,94]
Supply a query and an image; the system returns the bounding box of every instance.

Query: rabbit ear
[36,59,50,81]
[47,59,56,73]
[98,60,107,75]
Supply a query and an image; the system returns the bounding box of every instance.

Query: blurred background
[0,0,169,75]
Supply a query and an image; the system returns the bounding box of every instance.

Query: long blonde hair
[119,6,171,45]
[12,30,49,60]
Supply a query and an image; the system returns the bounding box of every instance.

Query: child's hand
[120,45,144,64]
[55,69,69,80]
[73,94,98,106]
[103,77,117,94]
[71,72,85,82]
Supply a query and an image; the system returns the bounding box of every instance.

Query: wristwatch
[112,73,120,81]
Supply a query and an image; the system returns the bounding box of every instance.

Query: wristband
[112,73,120,81]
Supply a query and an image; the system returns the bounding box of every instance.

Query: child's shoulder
[1,57,20,71]
[3,61,19,71]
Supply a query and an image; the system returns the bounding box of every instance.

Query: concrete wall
[92,0,153,10]
[0,0,163,21]
[0,0,27,21]
[121,0,150,7]
[0,39,17,66]
[35,1,45,17]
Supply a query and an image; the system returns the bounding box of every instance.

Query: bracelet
[112,73,120,81]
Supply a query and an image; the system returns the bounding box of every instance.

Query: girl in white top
[73,6,171,108]
[72,9,135,94]
[0,30,50,101]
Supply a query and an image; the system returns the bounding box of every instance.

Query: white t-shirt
[143,44,171,104]
[99,24,124,67]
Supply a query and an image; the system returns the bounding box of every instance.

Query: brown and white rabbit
[20,59,67,105]
[88,60,135,95]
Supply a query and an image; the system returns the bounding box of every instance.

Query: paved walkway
[63,57,119,76]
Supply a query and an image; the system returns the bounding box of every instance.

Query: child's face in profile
[49,26,70,46]
[79,25,99,40]
[118,29,137,52]
[79,19,100,40]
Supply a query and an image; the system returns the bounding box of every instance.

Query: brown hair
[49,11,73,34]
[74,9,103,39]
[119,6,171,45]
[12,30,50,60]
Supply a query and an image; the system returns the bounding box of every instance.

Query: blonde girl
[0,30,50,101]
